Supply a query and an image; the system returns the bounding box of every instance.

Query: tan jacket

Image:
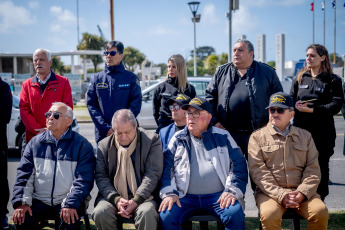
[248,123,321,205]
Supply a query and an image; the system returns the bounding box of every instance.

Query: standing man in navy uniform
[87,41,142,143]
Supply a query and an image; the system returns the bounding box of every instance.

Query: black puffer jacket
[153,77,196,126]
[206,61,283,131]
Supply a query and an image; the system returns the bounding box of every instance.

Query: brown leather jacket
[248,123,321,205]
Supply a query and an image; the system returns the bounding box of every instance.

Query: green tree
[187,58,207,76]
[122,46,146,72]
[155,63,168,77]
[219,53,229,65]
[329,53,344,67]
[51,56,65,74]
[190,46,216,61]
[77,32,107,72]
[205,54,219,75]
[267,61,276,69]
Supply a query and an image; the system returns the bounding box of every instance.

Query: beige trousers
[92,198,159,230]
[256,193,329,230]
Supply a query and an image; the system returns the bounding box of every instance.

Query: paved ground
[6,111,345,219]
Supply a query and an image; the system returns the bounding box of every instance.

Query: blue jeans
[15,199,84,230]
[159,192,245,230]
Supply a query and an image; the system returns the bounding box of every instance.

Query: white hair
[112,109,137,129]
[33,49,52,61]
[50,102,73,118]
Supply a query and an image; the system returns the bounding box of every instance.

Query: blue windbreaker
[87,62,142,143]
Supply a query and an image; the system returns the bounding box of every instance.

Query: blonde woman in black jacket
[290,44,344,201]
[153,54,196,133]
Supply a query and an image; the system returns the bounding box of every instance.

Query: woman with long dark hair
[153,54,196,133]
[290,44,344,200]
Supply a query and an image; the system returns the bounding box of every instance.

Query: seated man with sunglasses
[159,97,248,230]
[159,94,191,151]
[87,40,142,144]
[12,102,96,230]
[248,92,328,230]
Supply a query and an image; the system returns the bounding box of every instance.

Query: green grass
[8,211,345,229]
[73,105,87,110]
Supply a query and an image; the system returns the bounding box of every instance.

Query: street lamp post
[188,2,200,77]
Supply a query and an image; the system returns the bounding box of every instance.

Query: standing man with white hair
[20,49,73,151]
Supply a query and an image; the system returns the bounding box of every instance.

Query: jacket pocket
[292,144,307,167]
[261,144,283,169]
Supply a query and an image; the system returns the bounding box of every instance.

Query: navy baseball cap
[167,94,191,106]
[182,97,212,113]
[266,92,294,109]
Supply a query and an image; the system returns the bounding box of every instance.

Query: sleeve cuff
[132,194,145,205]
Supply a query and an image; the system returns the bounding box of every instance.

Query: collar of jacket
[104,62,125,74]
[39,127,73,144]
[168,76,178,86]
[303,70,330,81]
[266,122,299,140]
[31,71,57,86]
[175,123,213,141]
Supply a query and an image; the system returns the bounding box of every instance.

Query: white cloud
[28,1,39,9]
[225,6,258,35]
[49,6,77,34]
[148,26,179,36]
[241,0,303,7]
[0,0,35,33]
[202,3,218,24]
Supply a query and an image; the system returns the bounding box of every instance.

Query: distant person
[159,94,191,151]
[289,44,344,200]
[248,92,328,230]
[12,102,95,230]
[159,97,248,230]
[20,48,73,149]
[206,39,283,189]
[0,77,12,230]
[87,40,142,143]
[153,54,196,133]
[93,109,163,230]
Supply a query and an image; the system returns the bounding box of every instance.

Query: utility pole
[110,0,114,40]
[227,0,239,63]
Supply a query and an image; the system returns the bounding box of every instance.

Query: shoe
[0,215,9,230]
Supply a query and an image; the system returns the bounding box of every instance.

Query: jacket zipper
[51,143,58,206]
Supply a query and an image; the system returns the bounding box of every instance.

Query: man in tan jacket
[248,92,328,230]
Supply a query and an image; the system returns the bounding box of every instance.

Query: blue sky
[0,0,344,66]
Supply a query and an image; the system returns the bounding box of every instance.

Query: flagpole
[323,0,326,45]
[313,0,315,43]
[333,0,336,63]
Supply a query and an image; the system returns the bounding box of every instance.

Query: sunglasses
[269,108,287,114]
[169,105,181,110]
[45,112,69,120]
[104,51,117,56]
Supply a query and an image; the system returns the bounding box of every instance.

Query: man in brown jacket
[248,92,328,230]
[92,109,163,230]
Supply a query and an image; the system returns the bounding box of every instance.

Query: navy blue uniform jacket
[87,62,142,143]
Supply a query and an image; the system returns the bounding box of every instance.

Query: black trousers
[0,149,9,216]
[229,131,256,191]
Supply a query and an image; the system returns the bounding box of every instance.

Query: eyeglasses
[45,112,69,120]
[184,111,207,118]
[104,51,117,56]
[268,108,287,114]
[169,105,181,110]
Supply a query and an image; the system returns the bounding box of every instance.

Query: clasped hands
[116,198,139,218]
[282,190,306,209]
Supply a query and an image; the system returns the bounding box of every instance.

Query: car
[137,77,212,129]
[7,95,80,152]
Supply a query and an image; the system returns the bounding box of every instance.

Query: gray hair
[112,109,137,129]
[33,49,52,61]
[50,102,73,118]
[234,39,254,53]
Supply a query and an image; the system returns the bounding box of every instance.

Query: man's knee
[221,202,245,225]
[259,205,283,225]
[92,200,117,225]
[308,202,329,223]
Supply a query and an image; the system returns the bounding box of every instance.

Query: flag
[311,2,314,11]
[322,2,325,10]
[332,0,336,8]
